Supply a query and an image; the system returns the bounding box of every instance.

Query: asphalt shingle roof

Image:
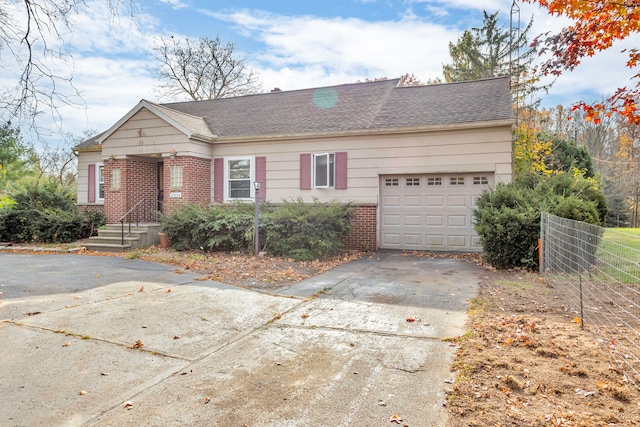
[166,77,513,139]
[75,77,513,148]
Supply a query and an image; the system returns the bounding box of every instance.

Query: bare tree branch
[0,1,136,131]
[153,35,262,101]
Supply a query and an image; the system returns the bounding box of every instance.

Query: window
[473,176,489,185]
[427,177,442,186]
[110,168,121,191]
[227,157,253,199]
[385,178,399,186]
[170,166,183,190]
[97,164,104,201]
[406,177,420,186]
[313,153,334,188]
[450,176,465,186]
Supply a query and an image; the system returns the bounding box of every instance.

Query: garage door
[380,173,493,252]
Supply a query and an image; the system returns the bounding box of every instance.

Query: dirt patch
[120,247,363,290]
[446,268,640,426]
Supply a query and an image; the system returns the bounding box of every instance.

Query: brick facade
[163,156,212,214]
[346,205,377,251]
[103,158,157,223]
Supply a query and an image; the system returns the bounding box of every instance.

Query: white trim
[223,155,255,201]
[96,100,216,144]
[312,153,334,189]
[96,163,104,203]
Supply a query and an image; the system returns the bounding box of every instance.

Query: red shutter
[256,156,266,201]
[300,153,311,190]
[88,164,96,203]
[213,158,224,202]
[335,152,348,189]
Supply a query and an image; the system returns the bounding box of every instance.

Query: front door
[157,162,164,213]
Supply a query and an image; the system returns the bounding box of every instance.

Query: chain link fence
[541,212,640,389]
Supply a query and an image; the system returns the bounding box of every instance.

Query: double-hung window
[227,157,253,200]
[313,153,334,188]
[97,164,105,201]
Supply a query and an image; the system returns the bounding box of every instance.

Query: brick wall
[104,158,157,223]
[346,205,377,251]
[163,156,212,214]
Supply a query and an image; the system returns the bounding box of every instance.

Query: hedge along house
[74,77,515,252]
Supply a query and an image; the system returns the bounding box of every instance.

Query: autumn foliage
[527,0,640,124]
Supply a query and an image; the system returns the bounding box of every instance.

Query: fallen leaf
[139,285,144,292]
[406,317,415,323]
[173,335,181,340]
[63,342,70,347]
[100,372,109,376]
[78,390,88,395]
[204,396,210,404]
[95,273,100,278]
[129,340,144,349]
[166,289,172,293]
[122,400,133,409]
[390,414,403,424]
[377,399,387,406]
[301,313,309,319]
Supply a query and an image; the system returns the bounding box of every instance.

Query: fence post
[539,210,545,274]
[579,273,584,330]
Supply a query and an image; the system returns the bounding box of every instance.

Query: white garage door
[380,173,494,252]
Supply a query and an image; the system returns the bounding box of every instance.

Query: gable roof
[164,77,513,141]
[75,77,514,149]
[93,100,216,146]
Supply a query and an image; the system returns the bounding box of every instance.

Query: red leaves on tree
[526,0,640,124]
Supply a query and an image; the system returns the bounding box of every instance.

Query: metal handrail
[119,198,147,246]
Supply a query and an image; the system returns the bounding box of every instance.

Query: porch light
[169,149,177,160]
[254,181,261,256]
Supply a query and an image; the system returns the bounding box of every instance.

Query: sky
[3,0,638,140]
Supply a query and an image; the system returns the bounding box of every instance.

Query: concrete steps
[83,223,161,253]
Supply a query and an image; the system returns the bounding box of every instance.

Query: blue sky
[4,0,637,139]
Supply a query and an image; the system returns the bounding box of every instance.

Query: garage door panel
[426,234,444,246]
[447,235,467,247]
[383,195,401,207]
[447,215,467,227]
[383,214,401,226]
[447,195,467,207]
[380,173,492,252]
[426,215,443,226]
[426,195,444,207]
[404,195,422,206]
[404,234,423,246]
[405,215,422,226]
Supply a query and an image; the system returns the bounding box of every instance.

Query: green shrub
[474,171,606,270]
[263,198,353,260]
[0,180,102,243]
[160,203,257,252]
[160,198,353,260]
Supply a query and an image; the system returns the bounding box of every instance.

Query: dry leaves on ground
[447,269,640,426]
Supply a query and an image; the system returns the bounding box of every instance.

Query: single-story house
[74,77,515,252]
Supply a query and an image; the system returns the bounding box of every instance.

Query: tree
[0,122,34,191]
[0,1,136,127]
[153,35,262,101]
[442,10,547,111]
[526,0,640,124]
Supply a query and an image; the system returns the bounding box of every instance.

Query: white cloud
[158,0,188,10]
[211,9,459,90]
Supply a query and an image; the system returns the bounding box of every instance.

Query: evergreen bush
[0,180,103,243]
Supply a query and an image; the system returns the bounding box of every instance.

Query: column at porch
[163,155,212,214]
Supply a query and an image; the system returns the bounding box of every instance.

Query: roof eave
[211,119,516,144]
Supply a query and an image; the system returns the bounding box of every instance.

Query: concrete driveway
[0,251,481,426]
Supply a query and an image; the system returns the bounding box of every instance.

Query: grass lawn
[596,228,640,284]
